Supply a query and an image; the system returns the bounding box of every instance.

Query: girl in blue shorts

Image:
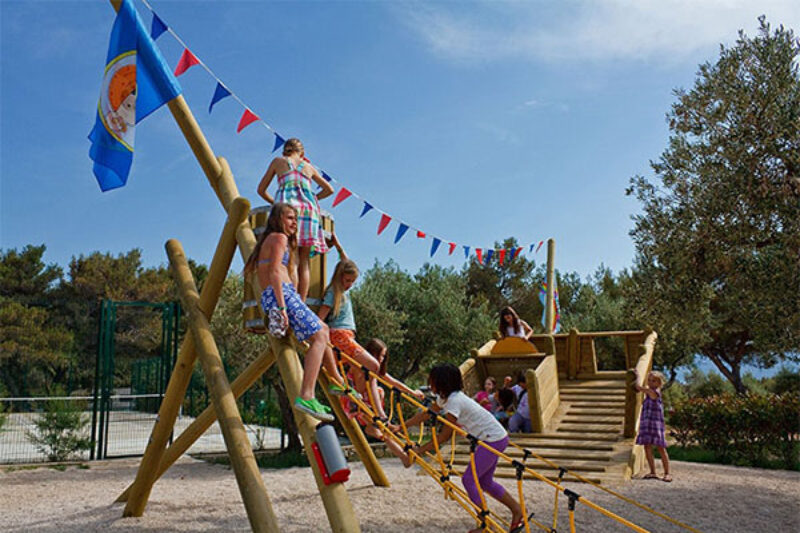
[244,202,347,422]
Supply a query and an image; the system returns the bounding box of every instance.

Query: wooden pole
[318,372,389,487]
[168,239,279,533]
[123,197,250,517]
[545,239,556,333]
[117,348,275,503]
[268,336,361,533]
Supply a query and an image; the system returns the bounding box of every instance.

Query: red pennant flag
[377,214,391,235]
[498,249,506,265]
[174,48,200,76]
[536,240,544,253]
[416,231,426,238]
[448,242,456,255]
[237,109,259,133]
[332,188,352,207]
[476,248,483,263]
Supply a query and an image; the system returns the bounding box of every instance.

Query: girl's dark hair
[428,363,463,399]
[496,388,514,410]
[499,306,521,337]
[364,338,388,376]
[244,203,297,274]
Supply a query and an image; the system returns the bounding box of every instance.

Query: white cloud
[394,1,800,64]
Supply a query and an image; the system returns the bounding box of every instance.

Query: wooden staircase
[445,375,633,485]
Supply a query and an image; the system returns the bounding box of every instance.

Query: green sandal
[293,397,334,422]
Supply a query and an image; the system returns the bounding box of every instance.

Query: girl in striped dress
[634,370,672,482]
[258,138,333,300]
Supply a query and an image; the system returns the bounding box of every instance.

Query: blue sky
[2,0,798,283]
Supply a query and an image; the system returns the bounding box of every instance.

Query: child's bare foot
[662,474,672,482]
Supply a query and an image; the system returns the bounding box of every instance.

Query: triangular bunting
[430,238,441,257]
[377,214,391,235]
[498,249,506,265]
[485,249,494,264]
[476,248,483,264]
[272,133,286,153]
[529,243,535,253]
[174,48,200,76]
[463,246,470,259]
[536,240,544,253]
[208,82,231,114]
[321,170,332,182]
[448,242,456,255]
[359,202,373,218]
[332,188,352,208]
[150,12,168,40]
[394,223,409,244]
[416,231,426,238]
[237,109,259,133]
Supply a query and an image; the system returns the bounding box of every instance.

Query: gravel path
[1,457,798,532]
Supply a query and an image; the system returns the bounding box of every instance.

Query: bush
[668,393,800,469]
[769,367,800,396]
[26,397,92,462]
[0,403,7,432]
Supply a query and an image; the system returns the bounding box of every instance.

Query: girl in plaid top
[258,138,333,301]
[634,370,672,482]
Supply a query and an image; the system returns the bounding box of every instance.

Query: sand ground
[1,456,798,532]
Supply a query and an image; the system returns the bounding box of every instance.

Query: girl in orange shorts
[317,255,390,418]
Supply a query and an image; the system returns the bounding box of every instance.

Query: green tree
[352,261,495,381]
[0,245,63,304]
[626,19,800,392]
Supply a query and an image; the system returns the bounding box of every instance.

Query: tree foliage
[626,18,800,392]
[352,260,495,381]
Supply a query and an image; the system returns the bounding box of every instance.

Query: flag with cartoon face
[88,0,181,191]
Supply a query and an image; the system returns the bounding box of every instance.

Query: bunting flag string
[137,0,548,266]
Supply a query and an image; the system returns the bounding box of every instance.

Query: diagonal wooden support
[167,239,278,532]
[123,197,250,517]
[267,335,361,532]
[116,347,275,503]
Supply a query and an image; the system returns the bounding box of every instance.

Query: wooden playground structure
[103,1,702,531]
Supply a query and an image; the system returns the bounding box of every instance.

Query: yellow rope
[330,348,691,533]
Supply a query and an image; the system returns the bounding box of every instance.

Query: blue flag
[88,0,182,192]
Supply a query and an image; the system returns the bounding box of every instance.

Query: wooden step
[560,394,625,402]
[508,438,615,451]
[570,402,625,408]
[518,431,620,442]
[559,389,625,396]
[452,458,610,473]
[450,445,612,461]
[559,380,626,389]
[567,408,625,416]
[561,416,624,425]
[557,424,622,434]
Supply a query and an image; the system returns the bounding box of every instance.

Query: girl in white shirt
[405,363,524,533]
[499,306,533,339]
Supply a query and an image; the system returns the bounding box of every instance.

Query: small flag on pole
[377,214,391,235]
[173,47,200,76]
[332,188,352,207]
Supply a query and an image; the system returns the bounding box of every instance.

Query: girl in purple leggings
[406,364,524,533]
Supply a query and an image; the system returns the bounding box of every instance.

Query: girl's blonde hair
[244,202,297,275]
[326,259,358,318]
[282,138,303,157]
[649,371,665,388]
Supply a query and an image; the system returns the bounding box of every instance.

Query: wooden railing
[526,354,559,433]
[623,329,658,438]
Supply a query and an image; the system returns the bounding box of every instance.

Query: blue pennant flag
[272,133,286,153]
[485,249,494,264]
[321,170,333,183]
[150,12,167,40]
[208,82,231,113]
[359,202,373,218]
[394,223,409,244]
[529,243,535,253]
[430,238,442,257]
[463,245,470,259]
[88,0,182,192]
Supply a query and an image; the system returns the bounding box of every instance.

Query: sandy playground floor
[1,456,798,532]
